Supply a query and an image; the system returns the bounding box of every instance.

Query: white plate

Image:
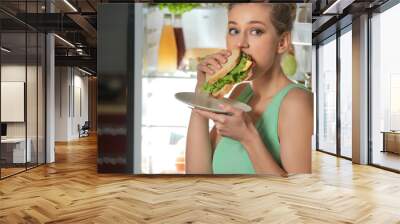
[175,92,252,114]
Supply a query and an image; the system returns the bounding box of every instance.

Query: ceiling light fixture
[78,67,92,76]
[323,0,354,15]
[76,48,85,55]
[1,47,11,53]
[54,34,75,48]
[63,0,78,12]
[323,0,342,14]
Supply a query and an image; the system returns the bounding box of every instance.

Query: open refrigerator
[135,3,312,174]
[138,4,228,174]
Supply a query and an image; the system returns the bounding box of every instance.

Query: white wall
[1,65,26,81]
[1,63,46,164]
[71,73,89,138]
[1,65,26,128]
[55,67,89,141]
[1,65,29,138]
[55,67,69,141]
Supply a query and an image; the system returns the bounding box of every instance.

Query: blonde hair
[228,3,297,35]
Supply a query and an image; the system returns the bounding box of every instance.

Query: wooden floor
[1,167,26,178]
[1,163,45,178]
[1,135,400,223]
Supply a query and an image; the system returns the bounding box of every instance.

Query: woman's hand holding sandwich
[195,50,232,92]
[197,48,253,98]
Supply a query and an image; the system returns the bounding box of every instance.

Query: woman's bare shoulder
[281,87,313,115]
[278,86,313,141]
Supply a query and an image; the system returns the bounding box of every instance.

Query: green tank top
[212,82,309,174]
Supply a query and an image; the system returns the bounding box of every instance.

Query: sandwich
[201,48,253,98]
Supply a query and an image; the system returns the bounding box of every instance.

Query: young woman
[185,3,313,176]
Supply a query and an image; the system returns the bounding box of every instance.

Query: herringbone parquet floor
[1,135,400,223]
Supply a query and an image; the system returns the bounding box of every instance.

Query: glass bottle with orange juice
[157,13,178,73]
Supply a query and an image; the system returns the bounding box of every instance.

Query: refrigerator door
[141,77,197,174]
[139,4,228,174]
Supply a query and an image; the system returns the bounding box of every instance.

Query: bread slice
[205,48,241,85]
[212,84,234,98]
[211,60,253,98]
